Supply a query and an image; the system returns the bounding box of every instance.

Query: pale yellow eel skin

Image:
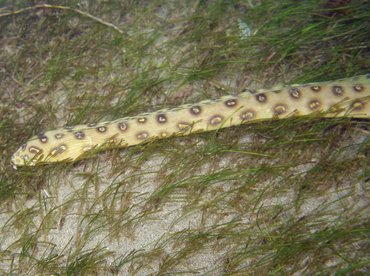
[11,74,370,168]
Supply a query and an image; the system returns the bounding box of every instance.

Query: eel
[11,74,370,168]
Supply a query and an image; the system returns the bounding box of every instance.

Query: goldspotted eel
[11,74,370,168]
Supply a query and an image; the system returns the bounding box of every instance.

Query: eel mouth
[10,155,18,170]
[10,145,38,168]
[10,152,24,169]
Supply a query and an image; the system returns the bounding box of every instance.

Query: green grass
[0,0,369,274]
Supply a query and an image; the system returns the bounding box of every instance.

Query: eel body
[11,74,370,167]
